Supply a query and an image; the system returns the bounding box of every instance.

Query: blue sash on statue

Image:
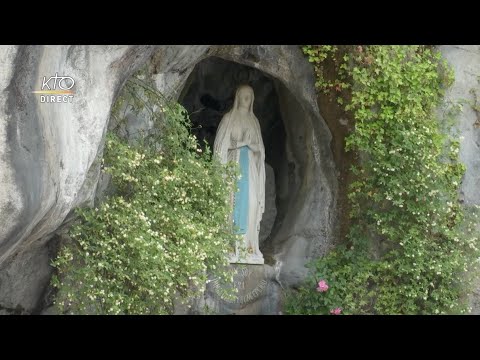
[233,146,249,234]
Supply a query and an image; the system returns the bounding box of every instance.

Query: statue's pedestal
[229,254,264,265]
[199,264,280,315]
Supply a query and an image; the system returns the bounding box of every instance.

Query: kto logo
[33,73,75,103]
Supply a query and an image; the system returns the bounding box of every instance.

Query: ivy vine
[286,45,480,315]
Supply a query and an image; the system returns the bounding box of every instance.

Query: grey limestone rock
[0,45,339,314]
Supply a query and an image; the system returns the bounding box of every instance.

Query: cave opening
[179,56,293,258]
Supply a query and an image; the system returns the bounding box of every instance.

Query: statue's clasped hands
[235,141,260,153]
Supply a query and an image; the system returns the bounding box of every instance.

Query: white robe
[213,87,265,264]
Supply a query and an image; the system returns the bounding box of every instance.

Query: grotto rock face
[184,46,338,313]
[439,45,480,207]
[0,45,339,314]
[1,45,479,314]
[0,45,158,312]
[259,163,276,246]
[439,45,480,314]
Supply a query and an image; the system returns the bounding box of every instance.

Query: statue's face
[238,89,252,110]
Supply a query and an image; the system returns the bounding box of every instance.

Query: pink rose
[330,307,342,315]
[316,280,329,292]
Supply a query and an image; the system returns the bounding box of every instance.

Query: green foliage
[302,45,350,102]
[51,72,238,314]
[286,45,480,315]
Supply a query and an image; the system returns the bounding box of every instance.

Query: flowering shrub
[286,46,480,315]
[51,72,238,314]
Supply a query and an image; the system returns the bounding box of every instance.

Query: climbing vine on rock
[286,45,480,315]
[51,71,238,314]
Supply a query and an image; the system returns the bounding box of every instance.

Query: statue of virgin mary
[214,85,265,265]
